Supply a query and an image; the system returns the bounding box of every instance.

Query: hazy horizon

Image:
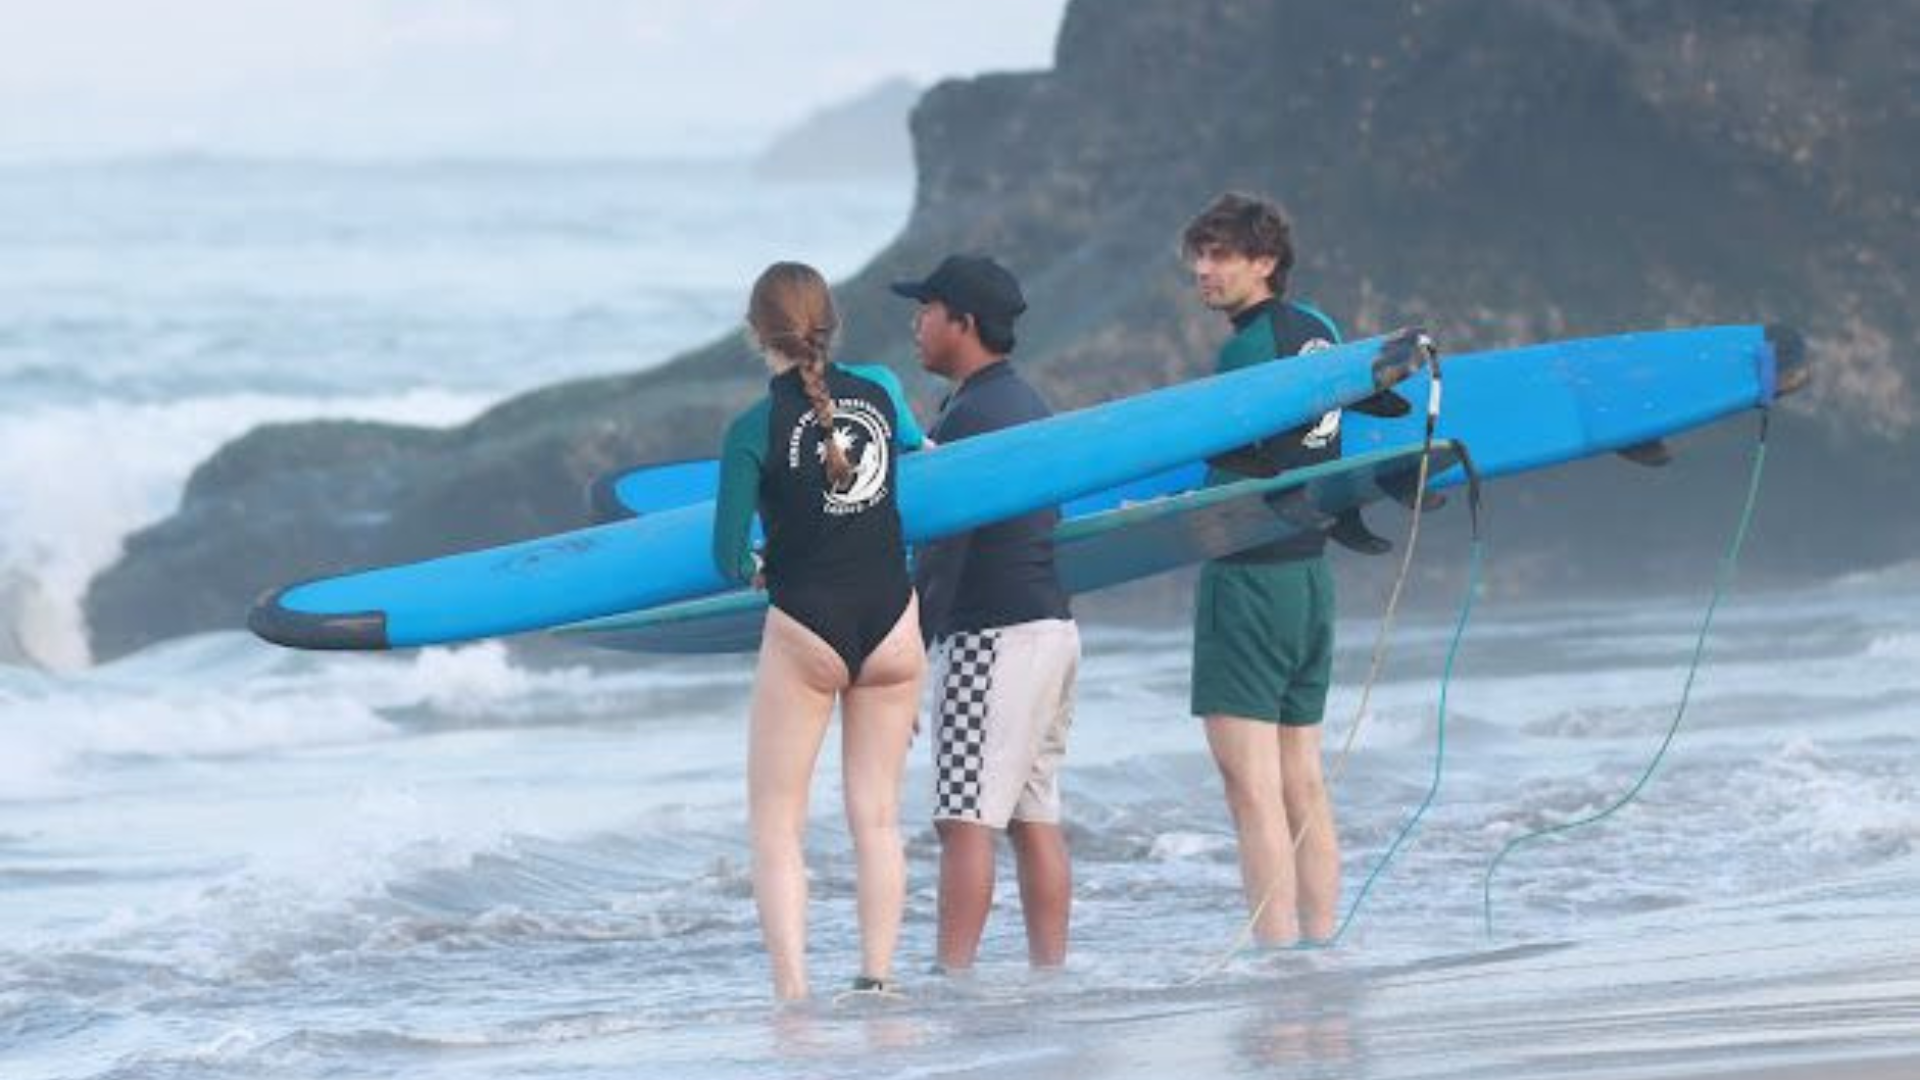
[0,0,1068,163]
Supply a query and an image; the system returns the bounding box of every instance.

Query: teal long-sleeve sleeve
[712,399,770,585]
[841,363,925,450]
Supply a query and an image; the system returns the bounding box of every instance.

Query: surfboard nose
[1765,324,1810,398]
[249,587,392,650]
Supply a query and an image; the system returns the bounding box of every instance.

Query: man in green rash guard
[1181,192,1351,946]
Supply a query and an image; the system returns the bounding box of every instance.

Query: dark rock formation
[87,0,1919,658]
[754,77,920,181]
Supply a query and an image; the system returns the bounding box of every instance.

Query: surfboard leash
[1329,346,1447,785]
[1320,445,1483,948]
[1480,409,1771,939]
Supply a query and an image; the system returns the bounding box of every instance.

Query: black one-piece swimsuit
[730,366,912,677]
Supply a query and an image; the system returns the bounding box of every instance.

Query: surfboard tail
[1374,328,1438,391]
[1765,324,1810,400]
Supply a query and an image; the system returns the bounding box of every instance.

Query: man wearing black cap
[892,255,1080,972]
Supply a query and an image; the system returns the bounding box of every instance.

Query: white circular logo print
[814,399,891,514]
[1296,338,1341,448]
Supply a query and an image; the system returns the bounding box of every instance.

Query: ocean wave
[0,635,691,798]
[0,678,396,802]
[1464,726,1918,933]
[0,389,490,671]
[0,820,755,1022]
[1828,557,1920,592]
[1521,703,1674,740]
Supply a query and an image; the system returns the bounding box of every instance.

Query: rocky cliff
[87,0,1919,658]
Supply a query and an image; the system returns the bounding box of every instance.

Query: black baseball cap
[889,255,1027,323]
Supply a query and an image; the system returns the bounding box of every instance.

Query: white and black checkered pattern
[934,629,998,819]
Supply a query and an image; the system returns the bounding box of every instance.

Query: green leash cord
[1322,471,1486,947]
[1482,410,1772,940]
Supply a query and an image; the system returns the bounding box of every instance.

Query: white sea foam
[1864,631,1920,662]
[1757,738,1918,858]
[403,640,614,718]
[1147,831,1234,861]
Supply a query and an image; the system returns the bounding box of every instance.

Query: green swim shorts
[1190,556,1335,725]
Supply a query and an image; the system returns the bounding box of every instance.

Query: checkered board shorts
[930,618,1079,827]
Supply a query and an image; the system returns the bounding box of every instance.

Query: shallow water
[3,571,1916,1078]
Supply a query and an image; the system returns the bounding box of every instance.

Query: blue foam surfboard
[590,324,1804,522]
[250,329,1430,649]
[559,443,1462,653]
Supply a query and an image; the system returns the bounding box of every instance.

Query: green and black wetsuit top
[712,362,926,675]
[1208,299,1345,563]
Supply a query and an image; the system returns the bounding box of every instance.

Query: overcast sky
[0,0,1070,160]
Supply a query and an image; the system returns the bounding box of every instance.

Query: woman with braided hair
[712,261,928,1001]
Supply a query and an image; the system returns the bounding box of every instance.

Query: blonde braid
[796,343,853,489]
[747,262,851,488]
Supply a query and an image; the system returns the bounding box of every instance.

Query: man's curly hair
[1181,192,1295,296]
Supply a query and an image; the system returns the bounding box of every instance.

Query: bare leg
[1008,819,1070,967]
[1204,715,1299,945]
[838,597,924,985]
[748,607,846,1001]
[934,820,996,970]
[1280,725,1338,941]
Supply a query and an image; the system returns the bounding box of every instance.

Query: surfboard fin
[1329,507,1393,555]
[1348,388,1414,418]
[1380,470,1446,512]
[1260,486,1337,530]
[1616,439,1673,467]
[1206,445,1280,478]
[586,471,638,523]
